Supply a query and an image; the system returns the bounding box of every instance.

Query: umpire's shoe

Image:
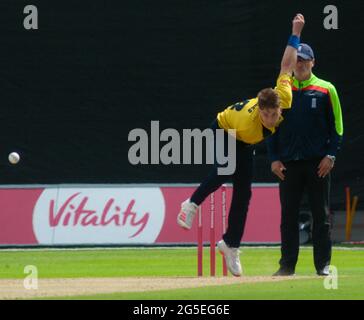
[272,267,295,276]
[317,265,330,276]
[177,199,198,230]
[217,240,242,277]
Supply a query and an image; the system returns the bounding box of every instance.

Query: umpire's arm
[327,84,344,156]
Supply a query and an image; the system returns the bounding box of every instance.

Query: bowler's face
[259,107,282,128]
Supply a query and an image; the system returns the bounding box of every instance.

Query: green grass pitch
[0,246,363,300]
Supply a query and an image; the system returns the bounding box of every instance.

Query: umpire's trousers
[279,159,332,272]
[190,120,254,248]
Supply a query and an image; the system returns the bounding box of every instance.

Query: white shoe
[177,199,198,230]
[217,240,242,276]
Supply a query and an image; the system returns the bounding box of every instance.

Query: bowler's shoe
[177,199,198,230]
[217,240,242,277]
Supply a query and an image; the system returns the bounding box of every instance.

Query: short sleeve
[274,73,293,109]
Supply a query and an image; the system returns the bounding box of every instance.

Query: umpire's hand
[271,161,286,181]
[318,156,334,178]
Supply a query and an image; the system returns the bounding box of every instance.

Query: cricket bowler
[177,14,306,276]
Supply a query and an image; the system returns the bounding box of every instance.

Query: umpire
[267,43,343,276]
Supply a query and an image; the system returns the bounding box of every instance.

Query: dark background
[0,0,363,209]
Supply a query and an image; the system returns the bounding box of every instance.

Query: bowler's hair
[257,88,280,109]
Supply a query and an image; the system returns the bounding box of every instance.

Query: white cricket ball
[8,152,20,165]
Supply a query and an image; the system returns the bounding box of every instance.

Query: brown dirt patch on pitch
[0,276,308,299]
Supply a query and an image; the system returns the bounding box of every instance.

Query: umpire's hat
[297,43,315,60]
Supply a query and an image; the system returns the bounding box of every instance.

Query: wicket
[197,185,228,277]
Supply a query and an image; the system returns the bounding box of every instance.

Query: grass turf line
[0,247,363,299]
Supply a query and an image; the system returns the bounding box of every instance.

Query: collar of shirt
[293,73,317,89]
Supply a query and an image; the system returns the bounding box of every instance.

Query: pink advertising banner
[0,184,281,245]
